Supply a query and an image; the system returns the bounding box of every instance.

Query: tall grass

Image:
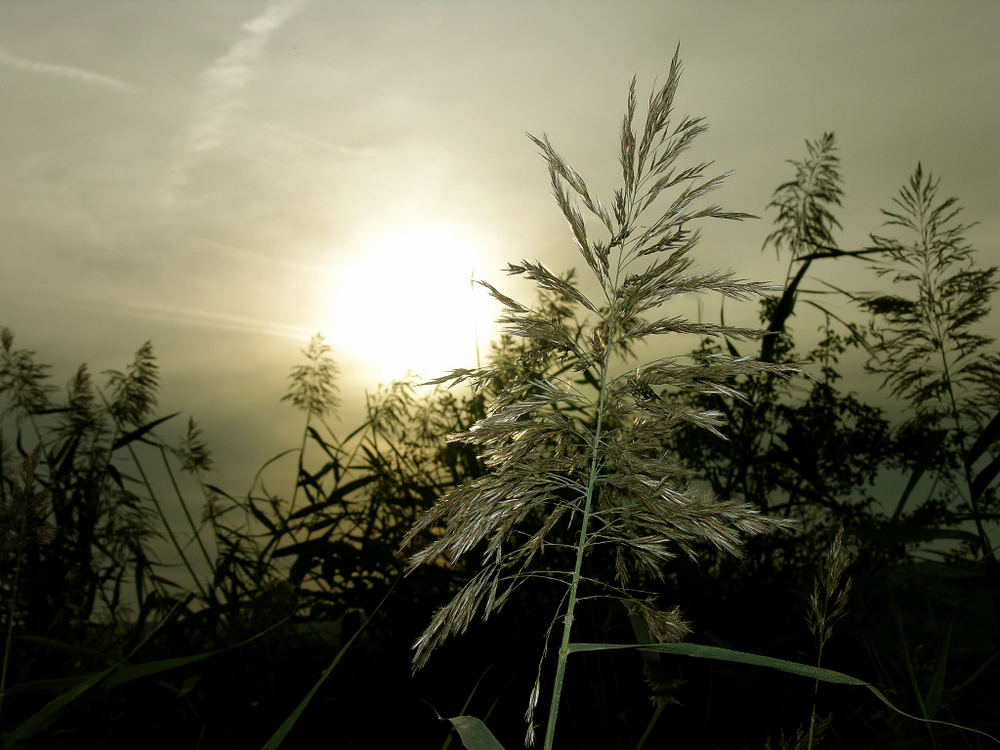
[861,164,1000,569]
[0,448,51,729]
[404,46,797,748]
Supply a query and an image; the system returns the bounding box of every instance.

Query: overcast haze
[2,0,998,493]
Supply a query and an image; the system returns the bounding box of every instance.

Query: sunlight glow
[324,225,497,382]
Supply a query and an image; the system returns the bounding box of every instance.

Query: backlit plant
[403,47,797,748]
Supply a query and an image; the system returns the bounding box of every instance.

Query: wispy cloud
[261,122,378,159]
[0,44,142,94]
[5,284,312,340]
[188,234,332,274]
[165,0,309,201]
[71,296,312,340]
[112,300,313,340]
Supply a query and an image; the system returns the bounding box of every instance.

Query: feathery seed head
[404,48,797,745]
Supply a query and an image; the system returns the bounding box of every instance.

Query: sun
[324,224,497,383]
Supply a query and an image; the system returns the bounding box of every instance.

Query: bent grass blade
[259,578,398,750]
[445,715,506,750]
[1,601,286,749]
[570,642,1000,746]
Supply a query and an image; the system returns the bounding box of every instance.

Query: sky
[2,0,999,498]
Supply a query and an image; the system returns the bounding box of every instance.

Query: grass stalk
[806,527,851,750]
[542,303,615,749]
[0,448,51,730]
[406,46,796,748]
[543,199,631,747]
[158,444,217,581]
[121,438,208,600]
[289,410,310,518]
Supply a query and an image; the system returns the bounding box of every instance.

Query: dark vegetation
[2,79,999,748]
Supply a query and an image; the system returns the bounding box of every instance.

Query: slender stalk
[282,332,340,524]
[633,703,666,750]
[122,440,208,601]
[932,305,996,563]
[92,386,208,601]
[362,393,384,542]
[280,410,312,549]
[542,294,618,749]
[289,410,311,518]
[806,638,825,750]
[543,218,632,747]
[158,444,217,580]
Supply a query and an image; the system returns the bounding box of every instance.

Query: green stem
[290,410,311,516]
[920,245,996,565]
[936,329,995,562]
[633,703,665,750]
[124,440,208,601]
[806,639,825,750]
[282,411,312,548]
[542,268,621,750]
[158,445,216,582]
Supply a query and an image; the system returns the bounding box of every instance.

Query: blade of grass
[259,577,398,750]
[441,668,492,750]
[924,620,953,720]
[3,614,291,748]
[568,642,1000,745]
[110,412,179,450]
[444,716,506,750]
[967,409,1000,465]
[0,598,284,749]
[890,430,949,522]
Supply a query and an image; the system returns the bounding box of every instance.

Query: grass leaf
[110,411,180,450]
[568,642,1000,746]
[259,579,397,750]
[445,716,507,750]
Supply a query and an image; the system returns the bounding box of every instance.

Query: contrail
[187,234,333,274]
[260,121,378,158]
[165,0,309,200]
[0,43,142,94]
[83,298,313,340]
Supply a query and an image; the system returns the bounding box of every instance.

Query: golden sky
[2,0,998,491]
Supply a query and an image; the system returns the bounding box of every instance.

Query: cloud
[261,122,378,159]
[164,0,309,201]
[187,234,332,274]
[113,300,312,340]
[0,43,142,94]
[60,296,312,340]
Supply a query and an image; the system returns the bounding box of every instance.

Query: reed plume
[404,46,796,748]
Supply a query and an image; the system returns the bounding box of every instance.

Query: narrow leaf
[967,409,1000,465]
[286,474,378,520]
[260,580,398,750]
[971,452,1000,502]
[924,622,953,719]
[110,412,180,450]
[891,430,948,522]
[567,642,1000,745]
[569,641,866,684]
[2,667,117,747]
[4,606,282,748]
[445,716,507,750]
